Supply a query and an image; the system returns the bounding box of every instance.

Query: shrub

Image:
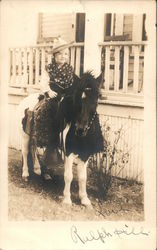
[88,120,129,200]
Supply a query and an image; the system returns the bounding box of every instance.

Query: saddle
[24,95,64,166]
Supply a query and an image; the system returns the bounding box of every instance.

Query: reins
[82,111,97,135]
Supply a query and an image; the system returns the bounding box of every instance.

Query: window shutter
[105,13,112,36]
[75,13,85,42]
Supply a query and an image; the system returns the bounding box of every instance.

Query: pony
[59,72,104,205]
[17,72,104,206]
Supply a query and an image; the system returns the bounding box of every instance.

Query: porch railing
[99,41,147,103]
[9,42,84,91]
[9,41,147,104]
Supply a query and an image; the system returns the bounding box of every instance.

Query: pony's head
[73,72,102,137]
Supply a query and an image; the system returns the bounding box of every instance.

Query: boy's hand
[46,89,57,98]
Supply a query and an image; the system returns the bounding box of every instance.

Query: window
[104,14,146,42]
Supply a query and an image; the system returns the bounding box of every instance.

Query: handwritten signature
[95,202,125,217]
[71,224,150,244]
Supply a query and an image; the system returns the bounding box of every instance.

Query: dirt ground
[8,148,144,221]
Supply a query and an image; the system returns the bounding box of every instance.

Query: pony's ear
[96,72,103,88]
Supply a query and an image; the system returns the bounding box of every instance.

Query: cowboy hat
[52,37,74,54]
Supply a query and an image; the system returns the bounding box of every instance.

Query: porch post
[83,12,104,76]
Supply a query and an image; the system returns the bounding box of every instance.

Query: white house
[1,0,156,183]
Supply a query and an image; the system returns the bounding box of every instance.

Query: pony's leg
[21,131,30,181]
[63,154,74,205]
[33,150,41,175]
[77,160,91,206]
[42,146,55,180]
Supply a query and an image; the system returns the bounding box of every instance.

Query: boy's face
[55,48,69,65]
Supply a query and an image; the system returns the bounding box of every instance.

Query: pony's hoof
[22,176,29,182]
[62,197,72,205]
[81,197,91,206]
[34,167,41,176]
[22,171,29,181]
[43,173,52,180]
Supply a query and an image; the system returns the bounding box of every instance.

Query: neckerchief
[46,58,74,90]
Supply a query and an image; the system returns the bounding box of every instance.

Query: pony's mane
[80,71,96,82]
[78,71,100,97]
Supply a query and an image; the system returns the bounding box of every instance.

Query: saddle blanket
[22,96,60,148]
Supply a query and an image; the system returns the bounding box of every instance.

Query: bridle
[84,111,97,133]
[75,111,97,136]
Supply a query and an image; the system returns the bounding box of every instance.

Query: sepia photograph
[0,0,156,249]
